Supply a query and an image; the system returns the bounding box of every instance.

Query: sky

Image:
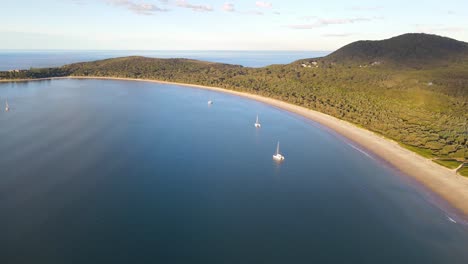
[1,0,467,50]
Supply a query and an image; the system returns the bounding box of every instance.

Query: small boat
[273,141,285,161]
[254,114,261,128]
[447,216,457,224]
[207,100,213,105]
[5,100,9,112]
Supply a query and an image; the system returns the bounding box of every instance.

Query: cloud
[320,18,372,25]
[222,2,235,12]
[176,0,213,12]
[322,33,356,37]
[287,17,374,29]
[242,10,264,15]
[255,1,272,9]
[106,0,168,15]
[222,2,275,15]
[414,24,466,33]
[349,6,382,11]
[436,27,465,32]
[72,0,87,5]
[299,15,317,21]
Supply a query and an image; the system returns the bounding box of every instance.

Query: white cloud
[299,16,317,21]
[320,18,372,25]
[349,6,382,11]
[255,1,272,9]
[106,0,168,15]
[288,17,374,29]
[223,2,235,12]
[243,10,264,15]
[322,33,356,37]
[71,0,87,5]
[176,0,213,12]
[414,24,466,34]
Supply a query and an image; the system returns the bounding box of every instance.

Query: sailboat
[207,99,213,105]
[254,114,261,128]
[5,100,9,112]
[272,141,285,161]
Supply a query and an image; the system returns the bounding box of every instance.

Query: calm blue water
[0,79,467,263]
[0,50,329,70]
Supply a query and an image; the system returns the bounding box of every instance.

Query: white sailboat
[254,114,261,128]
[5,100,9,112]
[207,99,213,105]
[273,141,285,161]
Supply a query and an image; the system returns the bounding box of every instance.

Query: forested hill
[1,34,467,161]
[320,33,468,68]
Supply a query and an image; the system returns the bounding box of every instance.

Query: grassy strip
[433,159,463,169]
[458,166,468,177]
[399,143,435,159]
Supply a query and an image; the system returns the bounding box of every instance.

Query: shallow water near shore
[1,79,467,264]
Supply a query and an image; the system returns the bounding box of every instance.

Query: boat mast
[256,114,259,124]
[276,141,280,155]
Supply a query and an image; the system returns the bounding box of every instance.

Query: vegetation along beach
[2,33,467,215]
[2,1,468,260]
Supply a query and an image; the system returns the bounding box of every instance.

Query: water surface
[0,50,329,70]
[0,79,467,264]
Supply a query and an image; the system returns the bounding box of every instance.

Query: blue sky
[1,0,467,50]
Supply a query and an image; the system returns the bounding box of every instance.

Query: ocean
[0,50,330,71]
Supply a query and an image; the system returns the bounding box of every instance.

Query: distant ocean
[0,50,330,71]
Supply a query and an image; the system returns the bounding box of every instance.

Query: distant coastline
[2,76,468,217]
[0,50,330,71]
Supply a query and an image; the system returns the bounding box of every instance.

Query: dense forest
[1,33,467,161]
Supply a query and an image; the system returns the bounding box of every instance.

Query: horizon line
[0,49,332,52]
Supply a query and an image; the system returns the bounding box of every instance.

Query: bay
[0,79,467,263]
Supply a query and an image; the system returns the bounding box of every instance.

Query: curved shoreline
[2,76,468,217]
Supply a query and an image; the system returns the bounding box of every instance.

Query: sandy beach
[2,76,468,217]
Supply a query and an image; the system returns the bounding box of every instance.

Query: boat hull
[273,154,284,161]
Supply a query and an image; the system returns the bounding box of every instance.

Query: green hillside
[323,33,468,68]
[1,34,467,160]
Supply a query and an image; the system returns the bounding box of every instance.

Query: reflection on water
[1,79,467,264]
